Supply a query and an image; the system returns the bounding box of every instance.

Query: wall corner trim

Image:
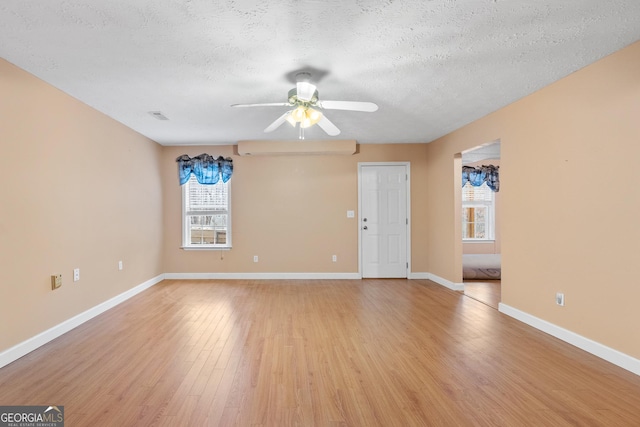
[425,273,465,291]
[499,303,640,377]
[0,274,165,369]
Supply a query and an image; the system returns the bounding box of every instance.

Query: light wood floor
[2,279,640,426]
[464,280,501,309]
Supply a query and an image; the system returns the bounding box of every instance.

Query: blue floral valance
[462,165,499,192]
[176,154,233,185]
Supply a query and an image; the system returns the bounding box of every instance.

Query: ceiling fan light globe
[285,113,297,127]
[307,108,322,123]
[292,106,306,122]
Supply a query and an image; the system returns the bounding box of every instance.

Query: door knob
[363,226,368,230]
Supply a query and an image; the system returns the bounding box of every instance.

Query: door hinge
[406,218,408,225]
[406,262,409,269]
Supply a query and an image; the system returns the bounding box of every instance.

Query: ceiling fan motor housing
[288,88,319,105]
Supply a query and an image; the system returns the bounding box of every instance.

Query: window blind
[185,175,228,212]
[462,182,493,202]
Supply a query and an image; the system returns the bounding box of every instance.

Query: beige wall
[462,158,501,255]
[161,144,429,274]
[426,41,640,359]
[0,59,164,352]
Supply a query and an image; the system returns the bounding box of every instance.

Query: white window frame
[462,182,495,241]
[181,175,232,250]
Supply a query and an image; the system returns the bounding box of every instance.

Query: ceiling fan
[231,72,378,138]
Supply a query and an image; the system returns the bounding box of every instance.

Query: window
[182,175,231,249]
[462,182,494,240]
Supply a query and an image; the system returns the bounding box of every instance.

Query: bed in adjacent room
[463,254,501,280]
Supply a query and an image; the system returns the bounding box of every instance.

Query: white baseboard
[164,272,362,280]
[499,303,640,377]
[0,274,165,369]
[168,272,436,280]
[425,272,465,291]
[408,272,429,279]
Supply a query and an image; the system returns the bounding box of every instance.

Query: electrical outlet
[73,268,80,282]
[118,261,123,270]
[556,292,565,306]
[347,210,355,218]
[253,255,259,263]
[51,274,62,290]
[332,255,337,262]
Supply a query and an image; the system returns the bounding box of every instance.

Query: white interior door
[360,164,408,278]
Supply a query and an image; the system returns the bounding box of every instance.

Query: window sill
[181,246,232,251]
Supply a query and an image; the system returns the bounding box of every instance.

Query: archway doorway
[460,141,501,308]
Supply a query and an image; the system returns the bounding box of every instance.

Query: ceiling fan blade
[316,115,341,136]
[231,102,290,108]
[264,111,292,133]
[317,100,378,112]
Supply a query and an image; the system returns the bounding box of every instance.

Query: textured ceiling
[2,1,639,146]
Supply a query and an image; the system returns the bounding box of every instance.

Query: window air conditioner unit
[237,140,357,156]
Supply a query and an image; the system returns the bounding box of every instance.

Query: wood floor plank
[464,279,501,308]
[1,279,640,426]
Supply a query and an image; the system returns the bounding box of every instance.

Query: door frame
[357,162,412,278]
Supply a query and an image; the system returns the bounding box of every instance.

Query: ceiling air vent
[148,111,169,120]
